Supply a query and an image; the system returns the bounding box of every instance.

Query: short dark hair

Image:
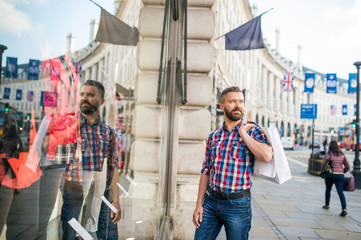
[82,80,105,98]
[220,86,242,103]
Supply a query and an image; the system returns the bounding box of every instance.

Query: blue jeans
[61,182,118,240]
[325,174,347,210]
[61,181,83,240]
[96,188,119,240]
[194,192,252,240]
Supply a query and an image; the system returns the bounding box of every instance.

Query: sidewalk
[220,155,361,240]
[3,152,360,239]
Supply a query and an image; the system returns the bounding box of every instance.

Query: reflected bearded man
[59,80,121,240]
[192,86,273,240]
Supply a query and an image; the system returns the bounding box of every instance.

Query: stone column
[288,90,293,114]
[126,0,215,238]
[281,85,287,113]
[268,72,274,111]
[275,77,281,112]
[262,67,268,107]
[90,64,97,80]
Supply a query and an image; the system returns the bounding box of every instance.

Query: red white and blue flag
[27,91,34,102]
[72,61,82,81]
[330,105,337,116]
[283,71,294,92]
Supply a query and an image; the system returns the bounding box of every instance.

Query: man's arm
[109,128,121,223]
[192,174,209,228]
[110,169,121,223]
[238,124,272,163]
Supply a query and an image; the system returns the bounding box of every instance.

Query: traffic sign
[301,104,317,119]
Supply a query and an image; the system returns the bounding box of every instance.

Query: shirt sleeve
[108,128,120,170]
[343,155,351,173]
[249,126,272,148]
[200,135,212,175]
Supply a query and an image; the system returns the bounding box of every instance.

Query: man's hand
[238,122,273,163]
[41,135,50,153]
[239,122,254,134]
[111,201,121,224]
[192,205,203,228]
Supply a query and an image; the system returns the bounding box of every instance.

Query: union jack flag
[283,71,294,92]
[72,61,82,81]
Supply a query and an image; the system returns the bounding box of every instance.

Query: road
[285,146,357,169]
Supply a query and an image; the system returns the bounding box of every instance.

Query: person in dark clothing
[322,137,328,153]
[0,124,39,240]
[321,140,351,217]
[0,125,24,158]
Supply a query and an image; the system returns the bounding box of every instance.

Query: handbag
[253,126,292,184]
[344,171,355,191]
[320,154,333,179]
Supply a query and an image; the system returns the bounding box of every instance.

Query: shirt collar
[80,113,102,127]
[222,119,244,132]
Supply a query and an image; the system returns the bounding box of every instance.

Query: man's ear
[219,103,224,112]
[100,98,105,106]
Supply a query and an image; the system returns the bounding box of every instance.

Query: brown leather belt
[207,185,250,200]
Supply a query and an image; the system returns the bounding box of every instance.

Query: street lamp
[0,45,8,86]
[353,61,361,189]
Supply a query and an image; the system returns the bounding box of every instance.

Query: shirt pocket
[210,140,223,160]
[231,142,245,161]
[99,132,110,158]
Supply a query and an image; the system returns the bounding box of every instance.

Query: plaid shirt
[201,120,271,193]
[63,113,119,183]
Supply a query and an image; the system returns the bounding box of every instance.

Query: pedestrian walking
[192,86,273,240]
[321,140,350,216]
[322,137,328,152]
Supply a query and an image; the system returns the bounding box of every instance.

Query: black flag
[95,8,139,46]
[225,15,264,50]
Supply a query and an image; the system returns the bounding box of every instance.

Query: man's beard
[80,100,99,114]
[224,107,243,122]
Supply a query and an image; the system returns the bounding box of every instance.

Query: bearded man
[192,86,273,240]
[60,80,121,240]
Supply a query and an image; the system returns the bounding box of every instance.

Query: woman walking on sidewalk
[321,140,351,216]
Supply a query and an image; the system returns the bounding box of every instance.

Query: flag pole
[259,8,274,17]
[90,0,102,9]
[214,8,273,41]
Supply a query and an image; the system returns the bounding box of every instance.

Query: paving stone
[277,212,319,221]
[5,224,32,239]
[315,229,361,240]
[338,222,361,233]
[16,224,39,239]
[318,221,347,231]
[268,217,322,229]
[250,217,278,239]
[277,226,320,238]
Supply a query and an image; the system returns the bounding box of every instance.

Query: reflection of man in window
[56,80,121,239]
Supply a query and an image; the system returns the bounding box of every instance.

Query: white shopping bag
[253,126,292,184]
